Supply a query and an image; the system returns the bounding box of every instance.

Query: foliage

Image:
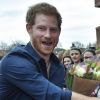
[0,42,8,50]
[86,42,96,49]
[0,40,25,54]
[71,41,84,48]
[8,40,25,52]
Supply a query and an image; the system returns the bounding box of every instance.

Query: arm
[2,55,71,100]
[72,92,99,100]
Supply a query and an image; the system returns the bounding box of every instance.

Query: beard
[31,38,58,57]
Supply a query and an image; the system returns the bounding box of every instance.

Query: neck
[31,41,50,64]
[74,60,81,65]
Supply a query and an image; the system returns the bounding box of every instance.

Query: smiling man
[0,2,99,100]
[27,13,60,65]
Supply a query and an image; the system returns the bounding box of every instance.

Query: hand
[72,92,99,100]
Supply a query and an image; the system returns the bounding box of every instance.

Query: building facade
[95,0,100,48]
[95,0,100,7]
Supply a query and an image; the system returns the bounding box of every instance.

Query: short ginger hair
[26,2,62,31]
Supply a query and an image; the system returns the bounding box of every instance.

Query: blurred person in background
[83,48,96,64]
[63,55,73,68]
[62,55,74,90]
[70,47,83,66]
[95,48,100,60]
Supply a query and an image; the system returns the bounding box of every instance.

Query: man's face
[27,14,60,56]
[70,50,81,64]
[96,51,100,60]
[96,53,100,60]
[83,52,94,63]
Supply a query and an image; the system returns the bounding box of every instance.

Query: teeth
[43,41,52,44]
[42,41,52,47]
[46,42,52,44]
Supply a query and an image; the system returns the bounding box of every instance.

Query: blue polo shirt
[0,42,72,100]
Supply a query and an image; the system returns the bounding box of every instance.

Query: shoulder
[1,45,30,65]
[0,45,38,74]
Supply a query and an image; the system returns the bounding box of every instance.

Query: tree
[86,42,96,50]
[0,42,9,57]
[71,41,84,48]
[0,40,25,53]
[0,42,8,50]
[8,40,25,52]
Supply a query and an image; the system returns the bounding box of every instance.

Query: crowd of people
[0,2,100,100]
[58,45,100,97]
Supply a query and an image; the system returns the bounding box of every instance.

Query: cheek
[32,37,40,50]
[76,57,80,61]
[76,55,80,58]
[69,61,71,64]
[30,31,41,40]
[29,32,35,41]
[54,36,59,43]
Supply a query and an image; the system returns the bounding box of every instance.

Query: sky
[0,0,100,49]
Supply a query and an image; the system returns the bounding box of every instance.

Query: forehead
[34,13,58,26]
[70,50,80,54]
[64,57,71,60]
[84,51,93,56]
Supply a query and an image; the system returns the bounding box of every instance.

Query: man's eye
[51,28,58,32]
[38,27,45,30]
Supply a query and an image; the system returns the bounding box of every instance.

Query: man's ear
[26,24,32,34]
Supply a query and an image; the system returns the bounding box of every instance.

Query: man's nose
[44,30,51,38]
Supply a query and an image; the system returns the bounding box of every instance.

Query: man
[83,49,96,63]
[95,47,100,60]
[0,2,99,100]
